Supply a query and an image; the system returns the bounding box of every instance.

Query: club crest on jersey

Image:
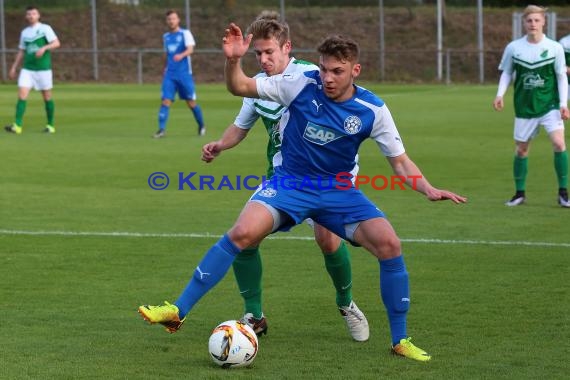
[344,116,362,134]
[303,122,343,145]
[522,72,545,89]
[258,187,277,198]
[540,49,548,58]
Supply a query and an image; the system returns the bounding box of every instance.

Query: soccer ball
[208,320,259,368]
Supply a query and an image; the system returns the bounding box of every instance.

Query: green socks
[323,241,353,308]
[513,155,528,192]
[233,243,354,316]
[554,151,568,189]
[45,99,55,126]
[232,247,263,318]
[13,99,55,127]
[15,99,26,126]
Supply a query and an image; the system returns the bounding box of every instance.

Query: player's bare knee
[317,236,340,254]
[161,99,172,107]
[515,144,529,157]
[552,140,566,152]
[376,236,401,260]
[227,223,256,249]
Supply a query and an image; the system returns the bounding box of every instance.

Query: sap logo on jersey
[303,122,343,145]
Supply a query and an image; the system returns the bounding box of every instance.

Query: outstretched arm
[201,124,249,163]
[387,153,467,204]
[223,23,258,97]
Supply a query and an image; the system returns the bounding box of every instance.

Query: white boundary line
[0,229,569,248]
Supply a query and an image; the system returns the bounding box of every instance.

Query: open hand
[222,23,252,60]
[426,188,467,204]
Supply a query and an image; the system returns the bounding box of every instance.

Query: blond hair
[523,5,547,18]
[246,11,290,47]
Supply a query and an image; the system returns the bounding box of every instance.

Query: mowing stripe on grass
[0,229,569,248]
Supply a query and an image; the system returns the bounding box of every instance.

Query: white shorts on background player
[18,68,53,91]
[514,109,564,142]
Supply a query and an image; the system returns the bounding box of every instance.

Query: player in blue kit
[154,9,205,138]
[201,12,369,341]
[138,24,466,362]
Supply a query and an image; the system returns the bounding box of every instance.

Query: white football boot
[338,301,369,342]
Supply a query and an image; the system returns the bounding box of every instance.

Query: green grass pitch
[0,82,569,379]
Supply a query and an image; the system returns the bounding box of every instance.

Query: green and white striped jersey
[499,36,566,118]
[234,57,318,177]
[18,22,58,71]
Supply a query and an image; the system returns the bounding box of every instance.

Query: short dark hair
[246,11,290,48]
[317,35,359,63]
[26,5,39,12]
[165,9,178,17]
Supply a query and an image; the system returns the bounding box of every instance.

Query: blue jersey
[256,70,405,180]
[163,28,195,75]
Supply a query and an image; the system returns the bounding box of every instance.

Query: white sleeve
[498,43,514,75]
[256,73,314,107]
[234,97,260,130]
[183,30,196,47]
[557,72,568,106]
[555,43,568,106]
[369,104,406,158]
[43,24,58,43]
[18,31,25,50]
[496,71,512,97]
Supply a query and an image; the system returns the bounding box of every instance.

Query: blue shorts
[250,176,385,242]
[161,72,196,101]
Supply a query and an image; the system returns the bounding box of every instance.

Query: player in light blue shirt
[154,9,205,138]
[139,24,466,362]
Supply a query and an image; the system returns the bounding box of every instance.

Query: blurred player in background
[154,9,205,138]
[139,23,467,362]
[493,5,569,207]
[4,5,60,135]
[201,11,369,341]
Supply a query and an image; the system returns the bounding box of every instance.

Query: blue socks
[191,104,205,128]
[379,255,410,346]
[158,104,170,130]
[159,103,204,131]
[175,234,241,318]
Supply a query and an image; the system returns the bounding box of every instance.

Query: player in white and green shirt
[200,13,369,341]
[493,5,570,207]
[5,5,60,135]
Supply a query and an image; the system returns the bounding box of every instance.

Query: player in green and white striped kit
[493,5,570,207]
[5,5,60,135]
[201,12,369,341]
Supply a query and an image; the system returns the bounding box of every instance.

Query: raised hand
[222,23,252,60]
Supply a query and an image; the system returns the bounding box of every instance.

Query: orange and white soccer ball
[208,320,259,368]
